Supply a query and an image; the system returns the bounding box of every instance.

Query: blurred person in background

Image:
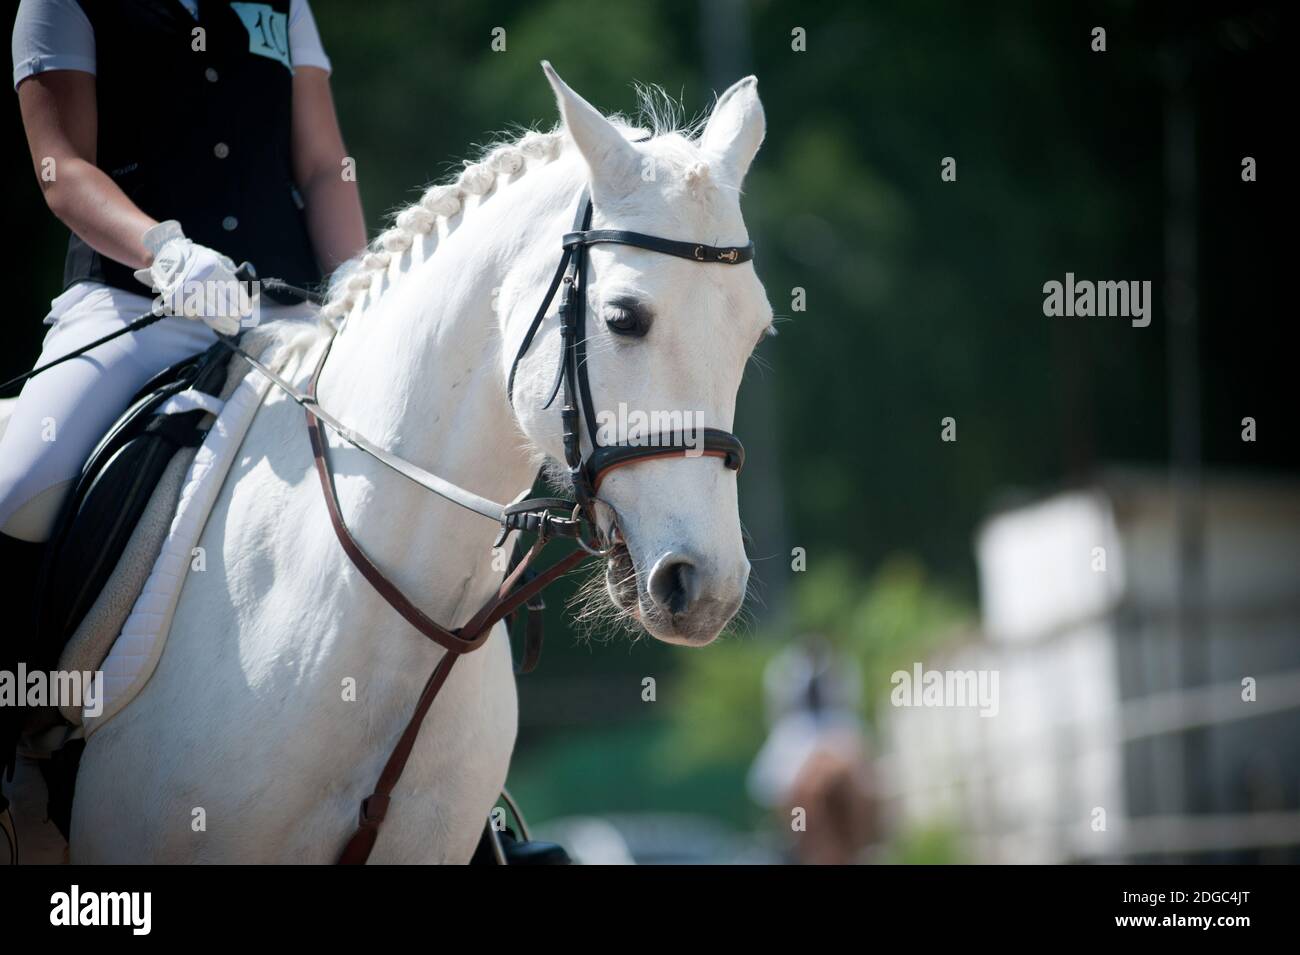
[748,635,879,864]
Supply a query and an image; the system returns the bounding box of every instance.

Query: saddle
[32,342,234,670]
[5,342,232,839]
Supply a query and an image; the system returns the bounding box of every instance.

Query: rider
[1,0,366,811]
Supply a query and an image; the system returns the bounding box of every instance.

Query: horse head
[506,64,773,645]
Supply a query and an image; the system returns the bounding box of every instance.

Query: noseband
[505,190,750,539]
[221,181,756,863]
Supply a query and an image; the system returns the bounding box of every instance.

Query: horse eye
[604,303,649,338]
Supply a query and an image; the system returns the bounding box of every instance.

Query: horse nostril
[647,554,699,617]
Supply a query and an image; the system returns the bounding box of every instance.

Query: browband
[563,229,754,264]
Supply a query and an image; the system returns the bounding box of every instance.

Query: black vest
[67,0,321,298]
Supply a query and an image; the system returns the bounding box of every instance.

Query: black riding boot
[0,531,47,810]
[469,820,573,864]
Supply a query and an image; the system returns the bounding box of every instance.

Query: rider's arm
[291,65,366,276]
[17,70,159,271]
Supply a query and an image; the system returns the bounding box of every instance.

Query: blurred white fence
[876,471,1300,862]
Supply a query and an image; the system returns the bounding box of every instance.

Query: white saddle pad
[76,338,297,736]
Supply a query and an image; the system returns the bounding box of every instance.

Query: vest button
[205,67,219,83]
[214,142,230,159]
[222,216,238,232]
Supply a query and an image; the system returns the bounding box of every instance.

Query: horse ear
[542,61,639,196]
[699,76,765,187]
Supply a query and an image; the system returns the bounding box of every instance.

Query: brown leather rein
[300,336,585,865]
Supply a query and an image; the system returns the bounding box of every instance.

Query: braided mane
[321,86,705,326]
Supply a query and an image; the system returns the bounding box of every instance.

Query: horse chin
[637,608,730,646]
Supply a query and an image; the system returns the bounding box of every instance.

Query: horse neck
[312,163,579,620]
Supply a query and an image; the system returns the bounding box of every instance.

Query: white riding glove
[133,221,244,336]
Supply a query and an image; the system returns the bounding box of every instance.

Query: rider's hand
[133,221,243,336]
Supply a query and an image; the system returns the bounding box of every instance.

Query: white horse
[69,63,771,863]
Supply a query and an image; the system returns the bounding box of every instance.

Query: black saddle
[31,341,234,670]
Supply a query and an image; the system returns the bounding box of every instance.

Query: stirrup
[477,787,571,865]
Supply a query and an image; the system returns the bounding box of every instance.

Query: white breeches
[0,281,314,541]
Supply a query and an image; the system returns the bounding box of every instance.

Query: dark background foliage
[3,0,1290,834]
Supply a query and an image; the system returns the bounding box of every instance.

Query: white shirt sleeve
[12,0,96,91]
[290,0,331,74]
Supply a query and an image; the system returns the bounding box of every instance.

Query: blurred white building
[877,470,1300,862]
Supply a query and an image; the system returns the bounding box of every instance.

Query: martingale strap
[332,538,585,865]
[302,337,585,865]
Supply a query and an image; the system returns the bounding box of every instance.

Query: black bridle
[506,190,751,539]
